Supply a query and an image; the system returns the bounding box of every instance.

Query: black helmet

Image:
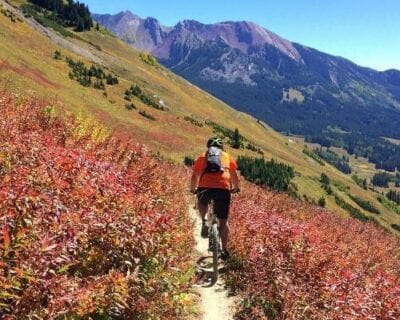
[207,136,224,148]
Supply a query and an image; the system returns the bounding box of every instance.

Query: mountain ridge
[92,11,303,62]
[93,11,399,72]
[93,11,400,142]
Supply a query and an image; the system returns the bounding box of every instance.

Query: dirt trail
[190,206,237,320]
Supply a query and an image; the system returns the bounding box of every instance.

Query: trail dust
[190,206,237,320]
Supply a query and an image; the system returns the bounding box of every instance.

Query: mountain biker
[190,136,240,260]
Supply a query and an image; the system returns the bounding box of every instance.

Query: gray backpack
[205,147,224,173]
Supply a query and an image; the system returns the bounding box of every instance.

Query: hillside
[2,90,399,320]
[0,0,399,233]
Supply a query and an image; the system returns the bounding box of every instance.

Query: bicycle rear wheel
[211,223,219,282]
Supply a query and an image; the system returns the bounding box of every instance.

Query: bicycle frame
[207,199,221,283]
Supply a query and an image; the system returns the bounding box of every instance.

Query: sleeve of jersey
[193,156,206,174]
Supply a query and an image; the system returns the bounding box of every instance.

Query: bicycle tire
[211,223,219,282]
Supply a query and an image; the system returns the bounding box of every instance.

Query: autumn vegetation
[0,92,194,319]
[1,89,400,319]
[227,182,400,319]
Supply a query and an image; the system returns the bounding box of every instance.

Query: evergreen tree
[362,178,368,190]
[75,17,84,32]
[372,172,392,187]
[29,0,93,31]
[237,156,295,192]
[320,173,330,187]
[231,128,241,149]
[387,190,400,205]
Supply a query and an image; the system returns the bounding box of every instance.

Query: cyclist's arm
[230,169,240,190]
[190,156,204,192]
[229,157,240,190]
[190,172,201,193]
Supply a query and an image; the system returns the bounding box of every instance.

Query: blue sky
[85,0,400,71]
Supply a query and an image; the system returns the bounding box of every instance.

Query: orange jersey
[193,151,237,189]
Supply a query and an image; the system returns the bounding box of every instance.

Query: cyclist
[190,137,240,260]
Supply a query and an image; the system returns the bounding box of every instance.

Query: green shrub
[139,110,156,121]
[237,156,295,192]
[314,147,351,174]
[349,195,380,214]
[334,195,373,222]
[318,196,326,207]
[126,84,164,111]
[139,52,159,66]
[183,116,203,127]
[333,180,350,193]
[183,156,195,166]
[53,50,62,60]
[392,224,400,232]
[125,103,136,110]
[303,147,325,166]
[377,195,400,214]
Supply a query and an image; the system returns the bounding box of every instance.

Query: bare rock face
[178,20,302,62]
[93,12,303,84]
[93,11,168,52]
[93,12,301,61]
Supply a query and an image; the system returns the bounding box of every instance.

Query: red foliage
[228,182,400,320]
[0,93,194,319]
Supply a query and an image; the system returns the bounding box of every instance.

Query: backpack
[205,146,224,173]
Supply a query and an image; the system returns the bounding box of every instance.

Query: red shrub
[228,183,400,320]
[0,93,194,319]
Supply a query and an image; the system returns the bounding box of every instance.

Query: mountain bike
[196,188,239,284]
[207,199,221,283]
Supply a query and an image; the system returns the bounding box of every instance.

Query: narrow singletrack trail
[190,206,237,320]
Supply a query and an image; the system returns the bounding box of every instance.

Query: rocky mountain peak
[94,12,303,62]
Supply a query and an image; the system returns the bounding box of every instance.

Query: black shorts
[197,188,231,219]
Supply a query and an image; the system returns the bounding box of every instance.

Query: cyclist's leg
[213,189,231,251]
[219,218,229,251]
[198,188,212,238]
[197,188,210,220]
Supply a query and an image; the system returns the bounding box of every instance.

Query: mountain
[93,12,400,141]
[92,11,170,52]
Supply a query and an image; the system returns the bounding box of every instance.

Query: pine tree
[75,17,84,32]
[362,178,368,190]
[231,128,241,149]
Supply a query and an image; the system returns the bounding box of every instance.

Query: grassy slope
[0,0,399,233]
